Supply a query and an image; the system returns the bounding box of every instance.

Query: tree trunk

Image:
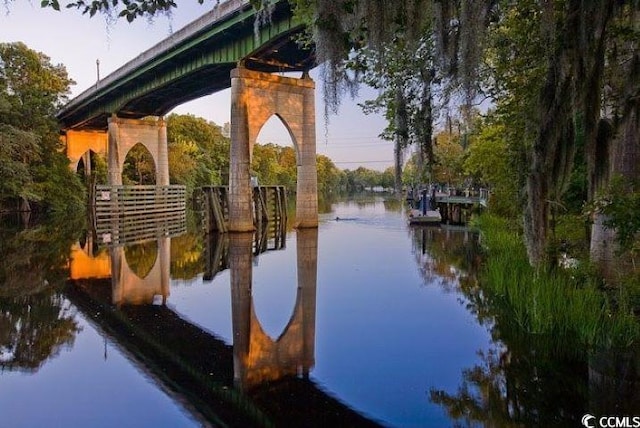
[394,87,408,194]
[590,54,640,280]
[394,141,403,194]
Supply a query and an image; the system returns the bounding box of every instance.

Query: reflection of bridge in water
[67,219,382,426]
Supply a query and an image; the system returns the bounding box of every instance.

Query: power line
[332,160,393,164]
[258,139,391,146]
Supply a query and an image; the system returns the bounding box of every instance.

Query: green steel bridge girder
[59,1,313,130]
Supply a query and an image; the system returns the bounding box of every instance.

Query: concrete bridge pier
[64,129,108,174]
[106,115,169,186]
[228,67,318,231]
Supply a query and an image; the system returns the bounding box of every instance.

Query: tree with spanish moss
[32,0,640,273]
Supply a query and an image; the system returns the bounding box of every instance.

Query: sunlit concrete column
[107,116,123,185]
[295,72,318,228]
[229,70,255,231]
[228,67,318,230]
[157,117,170,186]
[229,232,254,388]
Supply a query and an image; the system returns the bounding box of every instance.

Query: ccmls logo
[582,414,596,428]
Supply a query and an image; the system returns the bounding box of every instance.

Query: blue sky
[0,1,395,171]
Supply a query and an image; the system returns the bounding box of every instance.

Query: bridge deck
[58,0,313,130]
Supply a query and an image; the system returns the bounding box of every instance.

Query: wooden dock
[200,185,287,234]
[93,185,186,246]
[409,188,489,225]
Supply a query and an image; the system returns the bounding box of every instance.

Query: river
[0,195,638,427]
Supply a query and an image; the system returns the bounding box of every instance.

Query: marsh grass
[475,215,640,348]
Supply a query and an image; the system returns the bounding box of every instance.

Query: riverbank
[474,214,640,349]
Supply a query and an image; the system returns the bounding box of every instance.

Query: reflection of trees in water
[383,198,402,212]
[0,214,84,372]
[410,226,481,293]
[1,214,84,298]
[318,193,336,214]
[420,225,640,425]
[0,291,80,372]
[124,241,158,278]
[430,330,591,427]
[170,231,204,280]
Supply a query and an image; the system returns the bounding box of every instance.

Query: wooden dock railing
[94,185,186,246]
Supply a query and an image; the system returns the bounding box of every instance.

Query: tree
[432,131,465,187]
[166,113,230,192]
[0,42,84,213]
[316,154,341,194]
[122,143,156,185]
[587,6,640,279]
[31,0,640,272]
[464,118,519,218]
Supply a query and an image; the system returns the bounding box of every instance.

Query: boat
[408,207,442,225]
[408,189,442,225]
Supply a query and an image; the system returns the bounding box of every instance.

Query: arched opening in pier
[123,143,156,185]
[252,114,297,192]
[76,150,107,184]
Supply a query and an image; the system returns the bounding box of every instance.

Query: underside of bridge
[60,0,319,230]
[58,0,314,131]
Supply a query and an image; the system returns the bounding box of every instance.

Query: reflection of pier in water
[67,221,382,427]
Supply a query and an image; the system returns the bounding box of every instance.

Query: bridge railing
[94,185,186,246]
[426,187,490,205]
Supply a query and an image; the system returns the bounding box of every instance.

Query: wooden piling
[202,185,287,234]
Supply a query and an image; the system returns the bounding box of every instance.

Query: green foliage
[35,152,87,213]
[90,152,109,185]
[431,131,465,186]
[338,166,392,193]
[597,176,640,255]
[463,117,520,218]
[316,154,341,194]
[475,214,640,348]
[64,0,201,21]
[0,42,83,213]
[251,143,295,190]
[122,143,156,185]
[0,123,41,202]
[167,114,229,193]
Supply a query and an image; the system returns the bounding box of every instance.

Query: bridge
[58,0,318,230]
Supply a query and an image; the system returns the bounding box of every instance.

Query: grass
[474,214,640,349]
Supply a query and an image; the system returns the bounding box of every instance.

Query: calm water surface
[0,196,637,427]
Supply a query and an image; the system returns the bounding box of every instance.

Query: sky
[0,0,395,171]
